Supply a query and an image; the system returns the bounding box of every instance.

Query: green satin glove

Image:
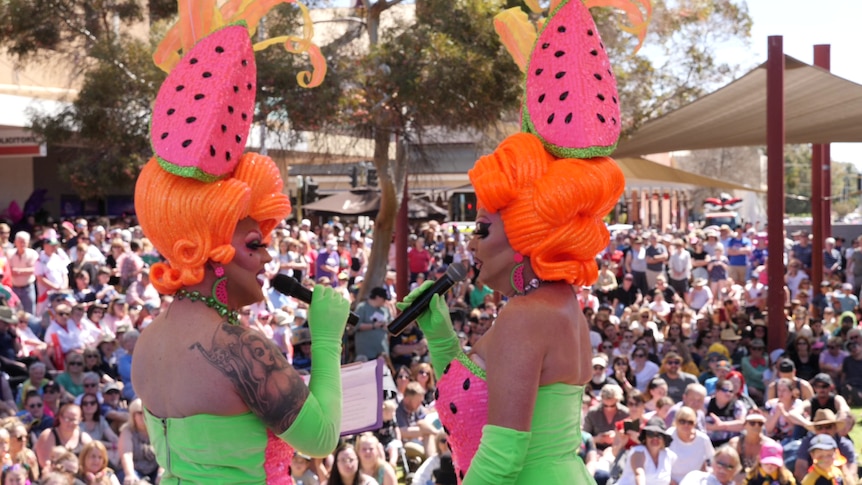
[396,281,461,380]
[308,284,350,344]
[462,425,532,485]
[280,285,349,457]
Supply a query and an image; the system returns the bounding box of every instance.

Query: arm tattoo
[190,323,309,433]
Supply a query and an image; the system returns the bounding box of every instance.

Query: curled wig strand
[135,152,291,294]
[468,133,623,285]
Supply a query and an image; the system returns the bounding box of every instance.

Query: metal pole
[814,45,832,239]
[767,36,786,352]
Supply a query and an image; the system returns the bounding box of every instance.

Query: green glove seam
[462,424,532,485]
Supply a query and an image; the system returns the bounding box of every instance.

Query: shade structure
[302,190,447,218]
[616,157,764,193]
[614,55,862,158]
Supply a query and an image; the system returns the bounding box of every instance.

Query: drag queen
[396,0,649,482]
[132,1,348,483]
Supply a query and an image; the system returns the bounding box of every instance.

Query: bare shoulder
[496,284,579,332]
[190,323,310,433]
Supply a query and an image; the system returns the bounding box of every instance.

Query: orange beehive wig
[468,132,624,286]
[135,152,290,294]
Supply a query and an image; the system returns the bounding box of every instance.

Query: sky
[715,0,862,166]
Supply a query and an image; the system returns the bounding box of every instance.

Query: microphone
[271,274,359,326]
[388,263,469,336]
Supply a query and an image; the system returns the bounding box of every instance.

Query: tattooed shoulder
[190,322,309,433]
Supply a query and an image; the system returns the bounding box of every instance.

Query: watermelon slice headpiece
[495,0,651,159]
[150,0,326,182]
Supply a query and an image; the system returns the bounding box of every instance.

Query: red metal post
[767,36,786,352]
[396,178,409,301]
[815,45,832,239]
[812,131,823,289]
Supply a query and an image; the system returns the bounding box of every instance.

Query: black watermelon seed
[247,83,253,90]
[590,49,598,56]
[235,135,242,143]
[434,389,439,400]
[541,42,550,49]
[554,50,565,58]
[594,73,603,81]
[190,58,198,64]
[185,117,196,124]
[555,71,566,79]
[443,425,450,435]
[557,26,566,33]
[221,124,227,133]
[463,378,470,390]
[202,72,212,78]
[449,402,458,414]
[228,106,234,114]
[242,59,248,66]
[194,94,205,100]
[209,145,216,157]
[587,29,594,36]
[444,363,451,374]
[459,471,465,480]
[241,113,248,121]
[608,68,613,76]
[181,139,192,148]
[167,108,175,115]
[225,151,231,162]
[612,118,617,125]
[597,113,606,123]
[612,96,618,104]
[560,91,569,101]
[160,132,168,140]
[233,86,239,93]
[175,85,184,92]
[597,94,606,101]
[215,46,224,53]
[538,94,545,103]
[565,113,573,124]
[547,113,555,124]
[600,42,604,49]
[535,68,543,76]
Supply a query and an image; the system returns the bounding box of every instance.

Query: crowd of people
[2,212,861,484]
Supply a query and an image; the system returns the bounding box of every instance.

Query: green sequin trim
[157,157,226,183]
[174,289,240,326]
[455,352,487,381]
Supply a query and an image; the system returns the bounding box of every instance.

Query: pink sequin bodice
[435,354,488,483]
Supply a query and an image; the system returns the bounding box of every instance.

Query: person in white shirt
[668,406,714,483]
[43,302,86,368]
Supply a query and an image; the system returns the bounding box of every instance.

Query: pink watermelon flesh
[151,24,256,181]
[522,0,620,159]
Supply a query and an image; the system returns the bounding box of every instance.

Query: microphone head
[445,262,469,283]
[271,274,299,294]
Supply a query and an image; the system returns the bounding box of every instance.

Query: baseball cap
[811,373,834,387]
[759,441,784,467]
[778,359,795,373]
[808,434,838,452]
[592,356,607,368]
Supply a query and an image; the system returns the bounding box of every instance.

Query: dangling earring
[510,253,541,296]
[213,266,229,306]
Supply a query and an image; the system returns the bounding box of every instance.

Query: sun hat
[0,307,16,325]
[291,328,311,346]
[759,440,784,467]
[638,417,672,447]
[719,328,741,341]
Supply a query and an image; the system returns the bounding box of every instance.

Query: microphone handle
[273,275,359,326]
[387,275,454,336]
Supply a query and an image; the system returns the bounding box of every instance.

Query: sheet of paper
[302,357,383,435]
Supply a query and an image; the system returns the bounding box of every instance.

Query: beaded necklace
[174,289,240,326]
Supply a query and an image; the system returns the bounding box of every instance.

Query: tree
[0,0,165,198]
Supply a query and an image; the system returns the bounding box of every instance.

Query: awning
[302,190,448,218]
[616,157,764,193]
[614,55,862,158]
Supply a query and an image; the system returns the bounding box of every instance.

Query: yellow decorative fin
[493,7,536,73]
[583,0,652,52]
[524,0,542,13]
[178,0,219,52]
[252,2,323,87]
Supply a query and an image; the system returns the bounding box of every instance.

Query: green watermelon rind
[520,0,619,160]
[148,20,253,181]
[157,156,224,183]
